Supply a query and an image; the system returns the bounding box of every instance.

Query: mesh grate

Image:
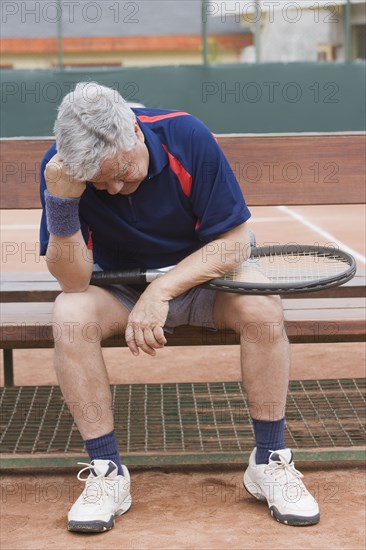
[0,379,365,458]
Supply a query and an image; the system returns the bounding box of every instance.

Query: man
[39,82,319,532]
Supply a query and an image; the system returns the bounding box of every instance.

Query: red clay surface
[1,205,365,549]
[1,464,365,550]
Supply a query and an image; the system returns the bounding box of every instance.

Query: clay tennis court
[1,204,365,549]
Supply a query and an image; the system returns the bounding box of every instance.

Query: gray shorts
[104,282,217,333]
[96,231,256,333]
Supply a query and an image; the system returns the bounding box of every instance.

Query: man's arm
[150,222,250,299]
[44,154,93,292]
[125,222,250,356]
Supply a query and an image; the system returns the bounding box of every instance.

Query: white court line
[277,205,366,265]
[250,217,290,223]
[0,225,39,230]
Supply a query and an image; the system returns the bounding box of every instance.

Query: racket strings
[225,252,350,283]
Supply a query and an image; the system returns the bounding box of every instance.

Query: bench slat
[1,321,364,346]
[1,299,365,346]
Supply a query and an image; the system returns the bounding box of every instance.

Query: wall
[1,63,365,137]
[260,9,345,62]
[0,51,240,70]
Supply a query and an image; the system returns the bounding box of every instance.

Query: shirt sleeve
[189,118,251,242]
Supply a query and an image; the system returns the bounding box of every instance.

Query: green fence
[1,63,365,137]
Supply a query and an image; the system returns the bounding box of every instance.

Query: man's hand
[125,286,169,356]
[44,153,86,198]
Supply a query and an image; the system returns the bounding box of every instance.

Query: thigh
[166,287,217,329]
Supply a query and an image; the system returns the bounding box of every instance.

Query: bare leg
[52,286,129,440]
[213,293,290,420]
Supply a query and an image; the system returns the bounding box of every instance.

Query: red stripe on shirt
[162,144,192,197]
[87,228,93,250]
[137,112,189,123]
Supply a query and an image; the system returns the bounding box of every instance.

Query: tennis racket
[89,244,356,295]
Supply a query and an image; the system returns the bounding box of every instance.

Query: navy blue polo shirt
[39,109,251,269]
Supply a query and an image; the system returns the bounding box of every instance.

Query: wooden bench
[1,133,365,389]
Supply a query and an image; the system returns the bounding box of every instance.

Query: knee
[53,290,99,323]
[234,295,284,326]
[52,290,102,344]
[232,295,286,343]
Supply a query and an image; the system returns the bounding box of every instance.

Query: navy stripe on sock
[85,430,123,475]
[252,417,286,464]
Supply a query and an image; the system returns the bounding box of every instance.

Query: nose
[107,181,124,195]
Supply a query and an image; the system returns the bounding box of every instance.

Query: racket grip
[90,269,146,286]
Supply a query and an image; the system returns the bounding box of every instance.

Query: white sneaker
[68,460,132,532]
[243,448,320,526]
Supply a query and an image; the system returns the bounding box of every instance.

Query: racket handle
[90,269,146,286]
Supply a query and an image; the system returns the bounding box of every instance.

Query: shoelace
[265,455,308,495]
[76,462,116,507]
[76,461,107,481]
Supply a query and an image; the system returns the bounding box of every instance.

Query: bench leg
[3,349,14,387]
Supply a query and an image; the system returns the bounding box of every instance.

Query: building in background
[232,0,366,62]
[0,0,252,69]
[1,1,365,68]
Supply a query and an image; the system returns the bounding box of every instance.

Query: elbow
[46,261,92,293]
[60,283,90,294]
[58,273,92,293]
[220,242,251,273]
[216,223,252,270]
[48,267,92,294]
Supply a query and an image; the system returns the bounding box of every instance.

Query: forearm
[43,153,91,292]
[148,222,250,300]
[46,231,93,292]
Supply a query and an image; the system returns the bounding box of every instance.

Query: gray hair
[54,82,137,180]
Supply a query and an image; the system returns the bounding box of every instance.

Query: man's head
[54,82,149,194]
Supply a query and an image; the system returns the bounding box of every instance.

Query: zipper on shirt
[127,195,137,223]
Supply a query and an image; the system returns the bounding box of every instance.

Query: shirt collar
[137,119,168,179]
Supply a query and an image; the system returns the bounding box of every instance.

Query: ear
[134,122,144,141]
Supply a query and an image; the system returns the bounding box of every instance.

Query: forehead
[93,150,135,182]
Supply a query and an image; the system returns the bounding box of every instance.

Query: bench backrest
[1,133,365,209]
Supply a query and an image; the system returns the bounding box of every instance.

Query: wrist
[44,190,81,237]
[146,278,174,302]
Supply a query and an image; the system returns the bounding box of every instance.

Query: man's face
[90,123,149,195]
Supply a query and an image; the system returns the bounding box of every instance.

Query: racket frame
[89,245,356,295]
[204,245,357,295]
